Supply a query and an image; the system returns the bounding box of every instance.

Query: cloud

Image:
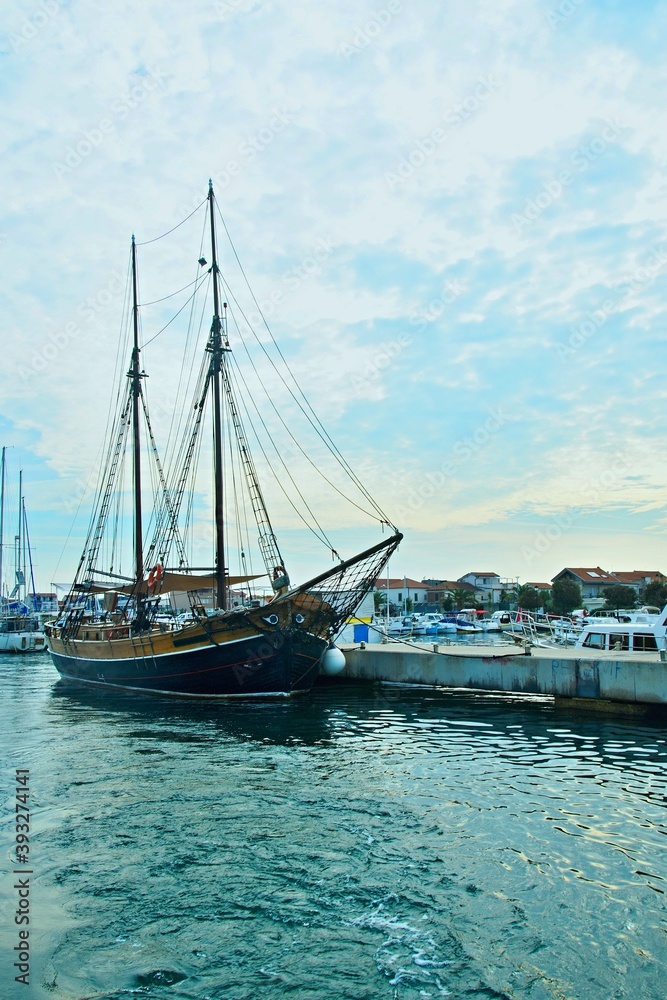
[2,0,667,588]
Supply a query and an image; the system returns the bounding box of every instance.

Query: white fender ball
[320,644,346,676]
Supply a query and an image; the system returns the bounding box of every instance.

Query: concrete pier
[339,641,667,710]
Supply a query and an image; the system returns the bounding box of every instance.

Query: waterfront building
[374,577,427,613]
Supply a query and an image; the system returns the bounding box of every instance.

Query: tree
[374,591,387,614]
[405,596,414,614]
[602,585,637,610]
[450,588,470,610]
[643,580,667,608]
[551,577,582,615]
[516,585,541,611]
[441,594,454,612]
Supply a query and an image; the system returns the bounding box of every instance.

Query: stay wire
[135,197,207,246]
[221,286,384,526]
[214,199,394,528]
[139,272,207,307]
[225,356,336,553]
[141,282,205,349]
[161,212,211,471]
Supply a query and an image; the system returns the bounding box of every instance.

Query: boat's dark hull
[48,629,326,698]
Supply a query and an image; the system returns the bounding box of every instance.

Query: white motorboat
[413,613,447,635]
[488,610,523,632]
[574,607,667,653]
[437,619,457,634]
[455,609,484,633]
[382,616,414,637]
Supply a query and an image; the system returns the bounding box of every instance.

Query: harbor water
[2,652,666,998]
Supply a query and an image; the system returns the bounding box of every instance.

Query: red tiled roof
[610,570,663,584]
[552,567,615,583]
[374,578,425,589]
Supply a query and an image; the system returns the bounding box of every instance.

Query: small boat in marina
[0,448,46,653]
[436,618,457,634]
[455,621,483,634]
[548,616,582,644]
[573,608,667,653]
[452,609,483,633]
[578,606,660,625]
[0,609,46,653]
[45,183,402,696]
[413,613,445,635]
[381,613,456,639]
[488,610,523,632]
[507,605,667,653]
[382,616,413,637]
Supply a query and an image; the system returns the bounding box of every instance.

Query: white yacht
[0,449,47,653]
[0,612,46,653]
[574,606,667,653]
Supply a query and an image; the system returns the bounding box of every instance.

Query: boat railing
[515,613,581,646]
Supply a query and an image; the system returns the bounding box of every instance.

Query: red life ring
[148,563,164,588]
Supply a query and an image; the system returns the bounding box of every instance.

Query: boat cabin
[574,605,667,653]
[577,629,659,652]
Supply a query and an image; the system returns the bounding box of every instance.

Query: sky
[2,0,667,594]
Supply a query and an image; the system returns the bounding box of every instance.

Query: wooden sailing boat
[46,182,401,695]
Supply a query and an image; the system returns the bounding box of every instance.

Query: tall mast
[16,469,23,603]
[130,235,144,587]
[207,180,226,610]
[0,447,4,601]
[22,497,37,608]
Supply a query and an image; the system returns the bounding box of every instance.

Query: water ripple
[2,656,666,998]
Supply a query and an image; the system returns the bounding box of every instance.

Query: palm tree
[374,591,387,614]
[450,588,470,610]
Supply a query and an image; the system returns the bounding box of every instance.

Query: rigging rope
[225,353,337,552]
[135,197,207,246]
[214,199,395,529]
[222,290,387,527]
[141,281,207,349]
[139,272,208,307]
